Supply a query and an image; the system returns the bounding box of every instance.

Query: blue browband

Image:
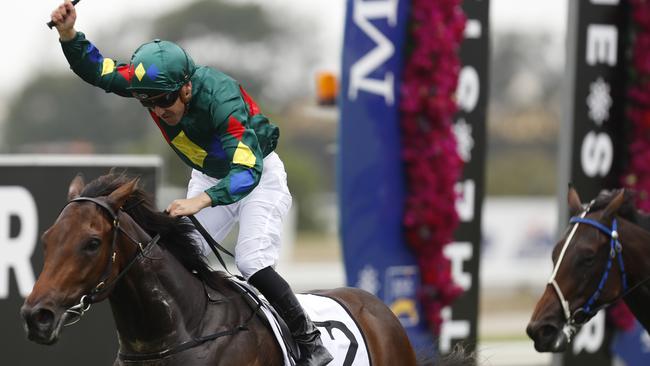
[568,217,629,315]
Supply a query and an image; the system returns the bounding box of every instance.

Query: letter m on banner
[348,0,398,105]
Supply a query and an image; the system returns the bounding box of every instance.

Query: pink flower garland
[399,0,466,334]
[615,0,650,332]
[624,0,650,209]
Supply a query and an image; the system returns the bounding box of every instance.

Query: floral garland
[399,0,466,334]
[623,0,650,212]
[616,0,650,332]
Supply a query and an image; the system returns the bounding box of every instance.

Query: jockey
[50,1,333,365]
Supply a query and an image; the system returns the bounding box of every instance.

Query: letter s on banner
[580,131,613,178]
[0,186,37,299]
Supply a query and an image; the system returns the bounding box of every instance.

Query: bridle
[547,201,629,342]
[62,196,160,326]
[59,195,260,361]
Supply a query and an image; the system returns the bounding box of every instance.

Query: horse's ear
[568,184,582,215]
[68,174,85,201]
[106,178,139,211]
[601,190,626,222]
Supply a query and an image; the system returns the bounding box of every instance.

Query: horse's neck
[109,237,207,354]
[624,284,650,331]
[621,219,650,330]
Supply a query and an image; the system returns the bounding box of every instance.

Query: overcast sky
[0,0,567,120]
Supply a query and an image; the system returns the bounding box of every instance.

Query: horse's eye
[581,255,596,267]
[84,238,102,252]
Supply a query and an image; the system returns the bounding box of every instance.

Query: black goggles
[135,89,180,109]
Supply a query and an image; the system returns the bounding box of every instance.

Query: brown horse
[527,186,650,353]
[20,173,435,365]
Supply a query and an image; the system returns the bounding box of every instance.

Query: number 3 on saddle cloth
[232,281,371,366]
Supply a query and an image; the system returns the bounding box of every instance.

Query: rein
[547,203,630,341]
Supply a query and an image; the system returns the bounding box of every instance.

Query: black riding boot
[249,267,333,366]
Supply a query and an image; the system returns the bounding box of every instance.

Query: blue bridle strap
[568,217,629,315]
[569,217,613,237]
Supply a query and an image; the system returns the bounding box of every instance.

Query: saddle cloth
[266,293,371,366]
[232,282,371,366]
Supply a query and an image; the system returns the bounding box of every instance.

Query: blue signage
[338,0,434,352]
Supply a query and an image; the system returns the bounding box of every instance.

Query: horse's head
[527,186,628,352]
[20,174,138,345]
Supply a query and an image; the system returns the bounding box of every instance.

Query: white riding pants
[186,152,292,279]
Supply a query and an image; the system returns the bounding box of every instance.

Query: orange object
[316,72,337,105]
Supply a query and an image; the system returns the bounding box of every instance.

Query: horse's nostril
[540,324,558,339]
[33,308,55,328]
[527,321,559,343]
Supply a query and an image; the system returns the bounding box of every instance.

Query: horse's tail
[417,344,477,366]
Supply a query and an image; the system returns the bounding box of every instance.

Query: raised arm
[50,0,132,97]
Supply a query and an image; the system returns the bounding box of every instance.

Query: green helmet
[127,39,196,98]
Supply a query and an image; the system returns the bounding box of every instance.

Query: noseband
[547,203,629,341]
[62,196,159,326]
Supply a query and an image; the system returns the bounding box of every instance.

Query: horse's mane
[589,188,650,232]
[80,173,228,290]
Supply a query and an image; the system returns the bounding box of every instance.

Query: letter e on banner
[586,25,618,66]
[0,186,37,299]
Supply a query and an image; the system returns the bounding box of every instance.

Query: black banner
[560,0,629,365]
[439,0,489,357]
[566,1,628,198]
[0,156,160,365]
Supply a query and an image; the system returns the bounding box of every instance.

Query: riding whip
[46,0,81,29]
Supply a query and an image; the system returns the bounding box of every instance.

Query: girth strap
[118,280,265,362]
[118,326,248,362]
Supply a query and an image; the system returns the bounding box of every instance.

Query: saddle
[204,278,300,362]
[202,275,372,366]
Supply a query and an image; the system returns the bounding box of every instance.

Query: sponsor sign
[339,0,436,351]
[340,0,489,359]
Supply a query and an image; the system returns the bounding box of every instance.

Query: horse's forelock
[591,189,637,222]
[80,173,129,198]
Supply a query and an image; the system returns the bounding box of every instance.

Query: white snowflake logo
[586,77,612,126]
[356,265,380,295]
[453,118,474,163]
